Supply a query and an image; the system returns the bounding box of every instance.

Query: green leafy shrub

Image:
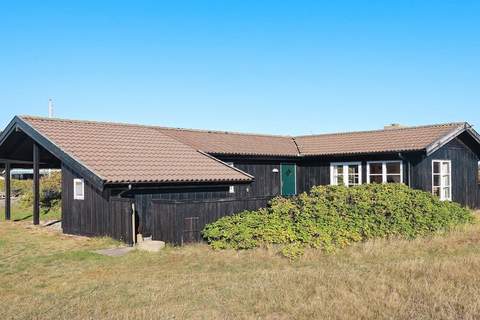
[1,172,62,213]
[202,184,474,259]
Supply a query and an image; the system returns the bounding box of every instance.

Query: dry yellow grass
[1,216,480,320]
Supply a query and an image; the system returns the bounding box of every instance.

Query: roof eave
[8,116,106,191]
[104,178,253,186]
[425,123,467,156]
[301,149,424,157]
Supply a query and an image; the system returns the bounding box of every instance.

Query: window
[478,161,480,184]
[330,162,362,187]
[73,178,84,200]
[367,161,403,184]
[226,162,235,194]
[432,160,451,201]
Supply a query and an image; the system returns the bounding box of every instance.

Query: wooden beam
[4,162,11,220]
[33,143,40,225]
[0,159,49,165]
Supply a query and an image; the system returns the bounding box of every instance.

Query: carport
[1,121,61,223]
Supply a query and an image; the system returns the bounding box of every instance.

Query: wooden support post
[5,162,11,220]
[33,143,40,225]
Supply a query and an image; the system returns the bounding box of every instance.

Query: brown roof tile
[17,116,469,184]
[20,116,253,184]
[294,123,465,156]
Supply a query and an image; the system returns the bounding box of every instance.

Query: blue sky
[1,1,479,135]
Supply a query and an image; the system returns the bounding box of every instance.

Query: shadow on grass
[13,214,33,222]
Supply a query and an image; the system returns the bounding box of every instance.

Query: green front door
[281,163,296,196]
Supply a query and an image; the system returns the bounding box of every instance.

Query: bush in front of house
[202,184,474,259]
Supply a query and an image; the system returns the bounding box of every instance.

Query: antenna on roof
[48,98,54,118]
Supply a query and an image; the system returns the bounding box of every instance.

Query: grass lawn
[1,215,480,319]
[0,204,61,222]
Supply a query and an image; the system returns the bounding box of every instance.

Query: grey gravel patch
[94,247,135,257]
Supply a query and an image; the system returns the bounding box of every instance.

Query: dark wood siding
[151,197,272,245]
[62,165,133,244]
[134,159,287,237]
[409,137,480,209]
[134,186,232,237]
[298,155,409,194]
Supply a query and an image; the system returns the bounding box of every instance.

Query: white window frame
[477,161,480,185]
[330,162,362,186]
[226,162,235,194]
[366,161,403,184]
[432,160,452,201]
[73,178,85,200]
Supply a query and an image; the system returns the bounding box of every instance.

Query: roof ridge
[155,126,292,138]
[295,122,467,138]
[19,115,468,140]
[19,115,293,139]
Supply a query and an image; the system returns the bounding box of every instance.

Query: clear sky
[1,1,479,135]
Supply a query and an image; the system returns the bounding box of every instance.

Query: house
[1,115,479,245]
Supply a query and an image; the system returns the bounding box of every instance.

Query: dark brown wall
[151,197,272,245]
[134,159,288,237]
[298,154,409,194]
[62,165,133,243]
[409,136,480,209]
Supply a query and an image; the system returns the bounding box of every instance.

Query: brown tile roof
[16,116,470,184]
[294,123,466,156]
[20,116,253,184]
[155,127,299,156]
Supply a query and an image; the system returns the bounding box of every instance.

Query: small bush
[202,184,474,259]
[1,172,62,213]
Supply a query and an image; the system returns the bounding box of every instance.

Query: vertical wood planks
[151,197,272,245]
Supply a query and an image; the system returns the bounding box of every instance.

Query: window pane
[433,161,440,174]
[348,165,359,174]
[442,162,450,174]
[433,175,440,187]
[386,162,401,174]
[370,175,383,184]
[75,182,81,195]
[336,165,343,174]
[348,174,360,186]
[478,161,480,184]
[337,174,344,185]
[386,175,401,183]
[369,163,382,175]
[442,175,450,187]
[443,187,450,199]
[433,187,441,197]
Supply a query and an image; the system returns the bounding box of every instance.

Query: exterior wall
[134,186,233,237]
[409,136,480,209]
[134,158,289,237]
[62,134,480,245]
[62,165,133,243]
[221,158,285,198]
[298,154,409,194]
